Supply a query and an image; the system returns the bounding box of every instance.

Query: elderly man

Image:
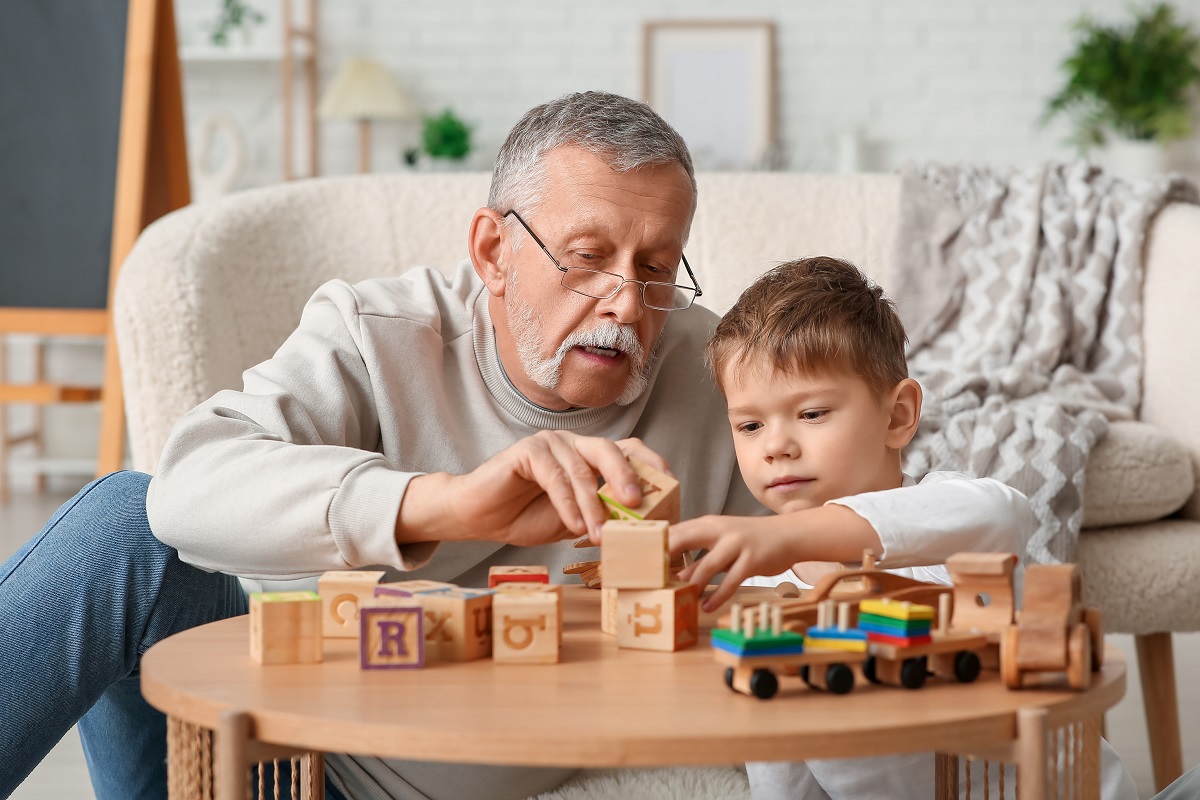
[0,92,759,800]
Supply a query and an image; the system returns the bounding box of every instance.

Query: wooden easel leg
[1136,632,1184,790]
[98,0,190,477]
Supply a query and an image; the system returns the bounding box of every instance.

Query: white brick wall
[175,0,1200,191]
[11,0,1200,481]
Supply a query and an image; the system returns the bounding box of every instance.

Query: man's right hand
[395,431,673,547]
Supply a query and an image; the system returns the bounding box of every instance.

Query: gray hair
[488,92,697,235]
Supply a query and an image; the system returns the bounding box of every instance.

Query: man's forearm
[394,472,468,545]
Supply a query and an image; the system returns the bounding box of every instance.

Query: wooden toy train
[712,553,1104,699]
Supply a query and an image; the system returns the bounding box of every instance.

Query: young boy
[668,256,1138,800]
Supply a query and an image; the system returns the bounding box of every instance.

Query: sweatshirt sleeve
[826,472,1034,568]
[147,280,438,580]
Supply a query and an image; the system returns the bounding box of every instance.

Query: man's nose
[595,277,645,324]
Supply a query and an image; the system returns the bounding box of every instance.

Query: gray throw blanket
[891,161,1198,564]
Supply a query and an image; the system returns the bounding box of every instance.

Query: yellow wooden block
[416,587,494,662]
[359,605,424,669]
[860,598,934,621]
[492,589,561,664]
[249,591,322,665]
[597,460,681,523]
[616,582,699,652]
[600,519,669,589]
[317,570,386,638]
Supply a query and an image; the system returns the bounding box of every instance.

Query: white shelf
[179,46,283,63]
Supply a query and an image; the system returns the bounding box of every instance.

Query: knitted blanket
[891,161,1197,564]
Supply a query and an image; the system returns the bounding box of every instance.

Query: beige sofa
[115,172,1200,791]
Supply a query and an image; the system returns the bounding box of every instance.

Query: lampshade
[318,58,413,120]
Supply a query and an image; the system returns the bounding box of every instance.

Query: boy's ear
[469,208,510,297]
[885,378,922,449]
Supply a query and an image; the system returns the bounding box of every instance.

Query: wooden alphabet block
[488,565,550,588]
[616,582,699,652]
[415,587,494,662]
[249,591,322,665]
[600,587,619,636]
[359,606,424,669]
[494,582,563,642]
[600,519,670,589]
[492,589,561,664]
[597,460,680,523]
[317,570,386,638]
[375,579,457,596]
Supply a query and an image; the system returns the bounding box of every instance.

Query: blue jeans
[0,472,348,800]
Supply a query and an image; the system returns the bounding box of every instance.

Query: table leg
[1017,708,1049,800]
[217,710,252,800]
[935,753,959,799]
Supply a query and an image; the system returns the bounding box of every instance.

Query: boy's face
[721,363,906,514]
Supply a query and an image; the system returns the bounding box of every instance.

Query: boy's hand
[669,515,801,612]
[669,506,884,612]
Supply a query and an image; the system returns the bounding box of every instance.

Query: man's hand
[396,432,673,547]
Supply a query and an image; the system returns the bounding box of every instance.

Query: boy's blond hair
[706,256,908,397]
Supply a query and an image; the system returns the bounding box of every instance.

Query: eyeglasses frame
[502,209,703,311]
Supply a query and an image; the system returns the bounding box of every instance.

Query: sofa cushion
[1083,421,1194,528]
[1079,518,1200,632]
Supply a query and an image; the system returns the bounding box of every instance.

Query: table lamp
[318,57,413,173]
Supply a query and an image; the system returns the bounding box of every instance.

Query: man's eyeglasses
[503,210,702,312]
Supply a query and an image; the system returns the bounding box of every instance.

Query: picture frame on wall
[642,20,777,170]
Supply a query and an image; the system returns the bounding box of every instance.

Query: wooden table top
[141,586,1125,767]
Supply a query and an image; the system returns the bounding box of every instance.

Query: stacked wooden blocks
[858,598,934,647]
[601,517,698,652]
[567,460,685,590]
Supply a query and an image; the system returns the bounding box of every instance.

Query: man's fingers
[576,436,642,509]
[521,436,589,536]
[615,437,676,479]
[701,553,753,612]
[544,434,612,537]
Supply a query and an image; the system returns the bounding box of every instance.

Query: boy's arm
[670,505,883,611]
[831,472,1033,569]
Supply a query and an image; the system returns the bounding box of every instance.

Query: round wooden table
[142,586,1125,800]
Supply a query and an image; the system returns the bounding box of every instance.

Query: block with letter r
[359,606,424,669]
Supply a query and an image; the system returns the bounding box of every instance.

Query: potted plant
[209,0,266,48]
[1043,2,1200,177]
[420,109,472,167]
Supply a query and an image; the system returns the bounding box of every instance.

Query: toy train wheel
[724,668,735,691]
[825,663,855,695]
[1067,624,1092,691]
[900,657,927,690]
[863,655,880,684]
[749,668,779,699]
[799,665,810,685]
[954,651,982,683]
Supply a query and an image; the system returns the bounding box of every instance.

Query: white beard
[506,269,657,407]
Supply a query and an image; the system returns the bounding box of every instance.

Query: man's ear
[885,378,922,449]
[469,208,509,296]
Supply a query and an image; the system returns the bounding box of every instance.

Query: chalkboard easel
[0,0,190,484]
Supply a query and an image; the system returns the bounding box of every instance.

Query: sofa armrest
[1141,202,1200,519]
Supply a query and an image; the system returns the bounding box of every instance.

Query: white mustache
[556,323,645,365]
